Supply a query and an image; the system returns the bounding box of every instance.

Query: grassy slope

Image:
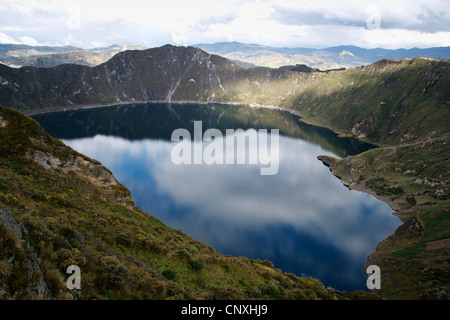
[316,121,449,299]
[276,57,450,299]
[240,58,449,298]
[0,105,357,300]
[286,58,450,145]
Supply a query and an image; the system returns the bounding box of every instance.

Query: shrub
[0,259,12,279]
[208,286,244,300]
[44,269,65,294]
[222,264,231,273]
[261,260,274,268]
[177,248,192,260]
[288,288,309,300]
[189,260,204,271]
[406,196,417,206]
[132,269,165,299]
[259,282,282,298]
[100,255,129,287]
[162,269,176,280]
[366,177,404,196]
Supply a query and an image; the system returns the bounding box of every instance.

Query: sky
[0,0,449,49]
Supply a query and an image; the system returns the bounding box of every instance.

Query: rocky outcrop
[0,208,51,299]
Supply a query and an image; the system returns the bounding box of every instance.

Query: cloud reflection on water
[64,133,401,290]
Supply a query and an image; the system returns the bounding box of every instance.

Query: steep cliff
[0,45,249,113]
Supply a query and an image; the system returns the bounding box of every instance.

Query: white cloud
[0,31,18,44]
[19,35,38,46]
[171,32,188,46]
[63,34,82,47]
[0,0,449,48]
[359,28,450,49]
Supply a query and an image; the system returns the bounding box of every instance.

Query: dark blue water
[33,103,401,291]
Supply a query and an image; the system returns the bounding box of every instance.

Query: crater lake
[32,102,401,291]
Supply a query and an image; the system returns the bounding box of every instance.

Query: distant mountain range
[194,42,450,70]
[1,42,449,70]
[0,43,147,68]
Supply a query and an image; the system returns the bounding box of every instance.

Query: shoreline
[317,155,402,214]
[25,99,358,140]
[25,100,311,125]
[25,100,245,116]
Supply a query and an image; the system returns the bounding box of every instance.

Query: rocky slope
[0,45,251,113]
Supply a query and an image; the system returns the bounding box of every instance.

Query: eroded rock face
[0,115,8,127]
[0,207,22,238]
[0,45,249,112]
[0,208,51,299]
[26,147,134,209]
[31,150,61,171]
[24,133,135,210]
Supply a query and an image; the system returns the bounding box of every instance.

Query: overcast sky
[0,0,449,49]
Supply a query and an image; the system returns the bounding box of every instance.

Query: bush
[366,177,404,196]
[259,282,282,298]
[406,196,417,206]
[189,260,204,271]
[132,269,165,299]
[222,264,231,273]
[208,286,244,300]
[0,259,12,279]
[261,260,274,268]
[44,269,65,294]
[162,269,176,280]
[100,255,129,287]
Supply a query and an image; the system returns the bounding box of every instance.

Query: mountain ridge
[0,45,247,113]
[2,42,450,70]
[1,45,448,147]
[0,43,148,69]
